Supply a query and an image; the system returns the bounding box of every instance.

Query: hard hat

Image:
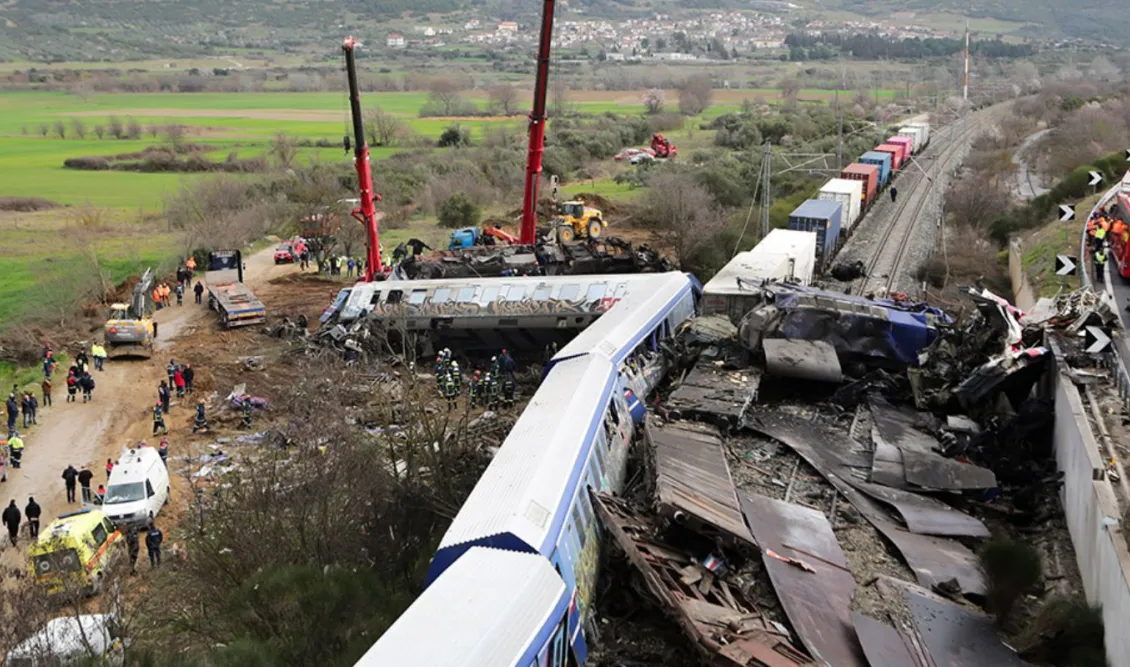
[451,361,459,369]
[491,356,497,361]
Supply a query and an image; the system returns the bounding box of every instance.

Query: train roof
[354,547,567,667]
[428,354,616,581]
[549,272,698,368]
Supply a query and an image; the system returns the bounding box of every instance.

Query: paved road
[1012,129,1051,201]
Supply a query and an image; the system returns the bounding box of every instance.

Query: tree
[550,77,572,118]
[487,84,520,116]
[364,107,404,146]
[270,132,297,169]
[108,115,124,140]
[147,124,160,138]
[165,123,186,150]
[37,124,48,137]
[70,118,86,139]
[437,125,470,148]
[126,117,142,140]
[438,192,481,228]
[425,77,465,116]
[779,78,801,104]
[678,74,713,116]
[642,88,666,115]
[53,120,66,139]
[637,171,726,270]
[93,124,105,139]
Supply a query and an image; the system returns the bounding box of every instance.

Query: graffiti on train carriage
[369,284,627,319]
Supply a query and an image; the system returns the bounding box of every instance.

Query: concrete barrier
[1049,344,1130,666]
[1008,238,1037,311]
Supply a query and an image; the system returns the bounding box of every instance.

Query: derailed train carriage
[354,272,699,666]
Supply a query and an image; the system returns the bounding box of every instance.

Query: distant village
[383,10,951,61]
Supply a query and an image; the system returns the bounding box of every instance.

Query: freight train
[354,272,700,667]
[789,118,931,269]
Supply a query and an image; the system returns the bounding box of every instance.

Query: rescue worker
[490,355,500,378]
[41,378,51,408]
[468,371,483,408]
[890,186,898,203]
[501,373,516,407]
[450,361,462,394]
[153,285,163,310]
[192,400,209,433]
[62,464,78,503]
[146,520,163,568]
[240,399,253,429]
[106,457,114,480]
[153,402,168,436]
[158,439,169,466]
[7,432,23,469]
[79,372,94,402]
[20,392,31,429]
[484,372,499,408]
[499,348,516,377]
[194,281,204,305]
[434,354,446,391]
[174,366,186,398]
[4,394,14,434]
[91,342,107,371]
[158,380,171,414]
[442,372,459,410]
[27,392,37,426]
[24,497,40,540]
[96,484,106,503]
[1095,246,1108,282]
[2,501,20,547]
[66,371,77,402]
[175,282,184,306]
[1094,216,1110,253]
[126,526,140,575]
[166,360,177,389]
[182,363,195,394]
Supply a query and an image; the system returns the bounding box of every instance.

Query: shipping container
[703,229,817,322]
[898,126,925,153]
[788,199,842,265]
[904,123,930,149]
[888,136,914,163]
[841,163,879,208]
[818,178,863,232]
[876,143,904,171]
[860,151,893,187]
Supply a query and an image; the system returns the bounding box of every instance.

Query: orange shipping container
[841,163,878,208]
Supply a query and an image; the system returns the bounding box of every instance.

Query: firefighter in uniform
[442,372,459,410]
[484,373,499,408]
[240,399,253,429]
[450,361,462,394]
[501,374,516,407]
[468,371,483,408]
[152,402,168,436]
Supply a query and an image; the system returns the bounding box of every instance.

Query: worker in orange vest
[152,286,163,310]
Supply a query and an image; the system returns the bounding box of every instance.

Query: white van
[100,446,169,527]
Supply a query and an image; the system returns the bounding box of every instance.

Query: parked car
[274,243,297,264]
[28,510,123,596]
[613,148,644,161]
[629,152,655,165]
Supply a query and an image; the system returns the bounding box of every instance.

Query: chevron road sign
[1089,171,1103,186]
[1055,255,1076,276]
[1085,326,1111,354]
[1059,204,1075,222]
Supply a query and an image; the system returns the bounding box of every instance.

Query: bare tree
[779,78,801,106]
[642,88,666,115]
[53,120,66,139]
[126,117,142,140]
[147,123,160,138]
[165,123,186,150]
[944,172,1013,229]
[93,124,105,140]
[71,118,86,139]
[425,78,465,116]
[364,107,404,146]
[37,124,49,137]
[487,84,520,116]
[550,77,572,118]
[677,74,713,116]
[638,171,726,270]
[270,132,297,169]
[108,115,124,140]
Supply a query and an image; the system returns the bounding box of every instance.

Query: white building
[387,33,405,48]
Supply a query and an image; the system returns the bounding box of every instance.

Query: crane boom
[519,0,557,245]
[342,36,383,280]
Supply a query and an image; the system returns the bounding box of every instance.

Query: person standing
[66,371,77,403]
[890,186,898,203]
[77,465,94,499]
[174,367,186,398]
[153,402,168,436]
[5,394,16,434]
[42,356,54,379]
[80,373,94,403]
[92,343,107,371]
[182,363,195,394]
[126,526,140,575]
[62,465,78,503]
[158,381,171,414]
[192,400,209,433]
[166,361,177,389]
[106,458,115,480]
[2,501,20,547]
[145,520,163,568]
[7,433,23,469]
[194,281,204,305]
[41,378,52,408]
[27,392,37,426]
[24,497,40,540]
[175,282,184,306]
[158,439,169,466]
[1095,246,1108,283]
[20,393,31,429]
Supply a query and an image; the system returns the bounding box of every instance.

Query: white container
[818,178,863,231]
[898,127,923,153]
[904,123,930,150]
[703,230,816,322]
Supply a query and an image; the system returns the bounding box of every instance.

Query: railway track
[856,113,991,298]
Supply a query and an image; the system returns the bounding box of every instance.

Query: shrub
[437,192,481,229]
[437,125,471,148]
[63,156,111,170]
[979,538,1043,625]
[1017,597,1106,667]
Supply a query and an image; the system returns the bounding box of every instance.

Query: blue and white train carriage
[354,272,699,667]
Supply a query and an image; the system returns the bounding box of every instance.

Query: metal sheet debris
[868,396,938,455]
[594,494,813,667]
[905,589,1032,667]
[869,432,908,489]
[763,339,844,383]
[851,613,921,667]
[738,492,867,667]
[901,449,997,491]
[666,361,761,427]
[651,420,756,546]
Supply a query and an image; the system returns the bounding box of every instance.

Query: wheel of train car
[587,219,603,238]
[558,225,575,243]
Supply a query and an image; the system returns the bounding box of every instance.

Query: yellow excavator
[103,268,156,359]
[552,200,604,243]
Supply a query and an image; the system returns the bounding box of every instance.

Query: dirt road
[0,247,300,565]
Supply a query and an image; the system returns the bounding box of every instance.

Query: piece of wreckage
[734,282,951,383]
[394,237,675,281]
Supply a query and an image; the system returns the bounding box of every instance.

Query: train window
[559,284,580,301]
[386,290,403,304]
[603,421,613,450]
[577,488,594,527]
[587,455,601,489]
[608,399,620,425]
[571,505,587,547]
[533,287,551,301]
[595,423,607,453]
[408,289,427,305]
[431,288,451,304]
[614,283,628,298]
[482,286,500,303]
[506,285,527,301]
[456,287,475,303]
[586,283,606,302]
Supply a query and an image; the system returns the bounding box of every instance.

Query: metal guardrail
[1078,186,1130,407]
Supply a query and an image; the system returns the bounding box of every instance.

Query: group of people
[152,282,184,309]
[434,348,518,410]
[154,359,197,435]
[322,254,365,278]
[2,497,41,546]
[1087,207,1128,282]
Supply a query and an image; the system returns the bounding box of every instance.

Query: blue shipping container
[788,199,842,263]
[860,151,892,188]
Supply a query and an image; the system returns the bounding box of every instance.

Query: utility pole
[760,141,772,239]
[836,114,843,171]
[962,20,970,102]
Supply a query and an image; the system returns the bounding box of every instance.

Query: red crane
[342,36,383,280]
[519,0,557,246]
